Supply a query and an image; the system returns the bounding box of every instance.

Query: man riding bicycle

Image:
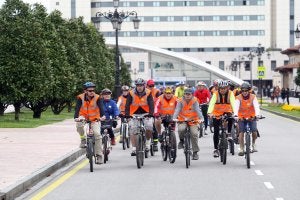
[154,86,177,141]
[117,85,130,143]
[234,82,261,156]
[125,78,154,156]
[194,81,211,134]
[173,88,204,160]
[208,80,235,158]
[74,82,105,164]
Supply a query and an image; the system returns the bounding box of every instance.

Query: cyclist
[173,88,204,160]
[125,78,154,156]
[117,85,130,143]
[209,79,221,95]
[154,86,177,141]
[194,81,211,134]
[74,82,105,164]
[146,79,161,151]
[234,82,261,156]
[208,80,235,158]
[101,88,120,145]
[174,81,186,98]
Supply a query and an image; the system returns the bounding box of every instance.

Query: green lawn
[0,108,73,128]
[262,105,300,118]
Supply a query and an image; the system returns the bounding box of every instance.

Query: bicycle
[75,118,97,172]
[120,117,130,150]
[160,115,177,163]
[214,113,234,165]
[101,119,116,164]
[240,116,265,169]
[198,103,208,138]
[131,113,150,169]
[208,117,214,133]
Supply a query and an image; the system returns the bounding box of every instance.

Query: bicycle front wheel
[184,135,191,168]
[121,123,126,150]
[103,136,108,164]
[136,134,143,169]
[87,139,94,172]
[245,133,251,168]
[169,131,177,163]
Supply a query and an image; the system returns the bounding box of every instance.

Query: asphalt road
[22,111,300,200]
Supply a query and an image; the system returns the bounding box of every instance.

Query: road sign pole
[260,78,262,106]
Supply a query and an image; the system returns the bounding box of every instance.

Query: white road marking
[264,182,274,189]
[255,170,264,175]
[275,198,284,200]
[250,161,255,165]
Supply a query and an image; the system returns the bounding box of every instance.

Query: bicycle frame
[161,115,176,163]
[84,120,95,172]
[101,119,114,164]
[120,118,130,150]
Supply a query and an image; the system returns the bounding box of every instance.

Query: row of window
[95,15,265,22]
[102,30,265,37]
[92,0,265,8]
[127,59,282,73]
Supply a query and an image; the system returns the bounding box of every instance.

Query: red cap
[147,79,155,86]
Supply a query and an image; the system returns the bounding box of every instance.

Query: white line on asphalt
[250,161,255,165]
[255,170,264,175]
[264,182,274,189]
[275,198,284,200]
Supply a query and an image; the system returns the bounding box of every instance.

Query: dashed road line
[255,170,264,175]
[250,161,255,165]
[264,182,274,189]
[275,198,284,200]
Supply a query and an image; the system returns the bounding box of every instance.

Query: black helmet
[83,82,96,89]
[101,88,112,95]
[134,78,145,85]
[240,82,251,90]
[184,88,193,94]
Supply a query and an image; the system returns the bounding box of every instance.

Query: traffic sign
[257,66,266,79]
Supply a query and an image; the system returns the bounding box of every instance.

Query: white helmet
[218,80,229,88]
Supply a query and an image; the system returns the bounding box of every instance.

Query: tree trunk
[14,102,21,121]
[0,103,5,116]
[33,110,41,118]
[67,101,72,112]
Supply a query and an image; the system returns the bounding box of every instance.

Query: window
[183,16,190,21]
[126,62,132,71]
[167,16,174,21]
[284,60,289,65]
[228,48,235,51]
[219,61,224,70]
[197,1,204,6]
[56,2,59,6]
[206,61,211,64]
[123,1,130,7]
[153,16,160,22]
[183,48,190,52]
[197,48,204,52]
[271,60,276,71]
[244,61,250,71]
[167,1,174,6]
[153,1,160,7]
[213,48,220,52]
[139,62,145,72]
[137,1,144,7]
[213,16,220,21]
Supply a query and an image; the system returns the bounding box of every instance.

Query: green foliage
[0,0,128,119]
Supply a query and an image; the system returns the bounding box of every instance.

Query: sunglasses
[165,92,172,94]
[102,93,111,95]
[241,90,249,92]
[148,85,154,87]
[87,90,95,92]
[184,93,192,95]
[136,84,144,87]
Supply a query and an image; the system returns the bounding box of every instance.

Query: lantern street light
[295,23,300,39]
[93,0,140,99]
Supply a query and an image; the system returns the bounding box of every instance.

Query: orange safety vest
[178,97,199,122]
[118,95,127,115]
[78,93,100,121]
[157,95,177,115]
[212,91,233,117]
[236,94,256,118]
[150,88,160,102]
[129,89,151,115]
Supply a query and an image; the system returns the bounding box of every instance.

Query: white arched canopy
[105,39,243,86]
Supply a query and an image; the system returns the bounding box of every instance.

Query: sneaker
[192,152,199,160]
[213,149,219,158]
[238,150,245,156]
[252,144,258,153]
[131,150,136,156]
[153,144,158,152]
[79,139,86,148]
[178,141,184,149]
[95,155,103,164]
[111,137,116,145]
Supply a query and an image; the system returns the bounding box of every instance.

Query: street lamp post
[295,23,300,39]
[94,0,140,99]
[247,51,255,87]
[231,56,245,78]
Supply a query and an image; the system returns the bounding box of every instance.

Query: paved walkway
[0,119,80,199]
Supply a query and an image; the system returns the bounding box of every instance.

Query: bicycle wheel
[184,134,191,168]
[209,118,214,133]
[87,139,94,172]
[136,134,142,169]
[229,139,235,155]
[125,124,130,148]
[199,123,204,138]
[103,136,108,164]
[169,131,177,163]
[150,143,154,156]
[122,124,126,150]
[245,133,251,169]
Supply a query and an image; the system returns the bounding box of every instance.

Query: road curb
[0,149,85,200]
[261,107,300,122]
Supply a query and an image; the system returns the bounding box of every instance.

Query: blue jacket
[102,99,119,119]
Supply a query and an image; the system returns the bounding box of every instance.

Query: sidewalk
[0,119,84,200]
